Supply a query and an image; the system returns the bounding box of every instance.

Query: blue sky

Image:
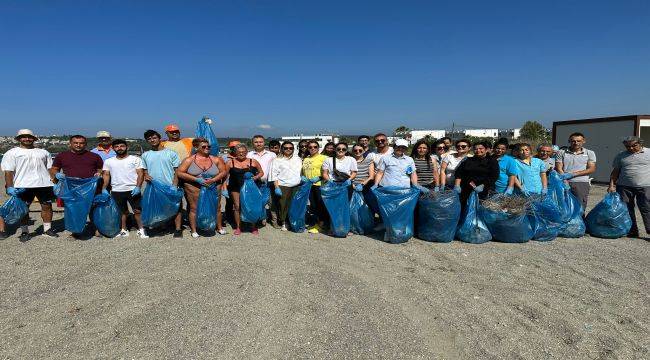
[1,0,648,138]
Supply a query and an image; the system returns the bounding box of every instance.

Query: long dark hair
[410,140,432,170]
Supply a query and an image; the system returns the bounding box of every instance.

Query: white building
[464,129,499,138]
[281,134,339,150]
[409,130,446,144]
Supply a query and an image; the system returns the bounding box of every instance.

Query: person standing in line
[268,140,281,156]
[440,137,456,157]
[368,133,394,169]
[357,135,372,157]
[535,144,555,173]
[608,136,650,238]
[453,141,500,210]
[373,139,418,189]
[50,135,104,238]
[440,139,471,189]
[512,143,548,196]
[140,130,183,237]
[555,132,596,211]
[351,144,375,192]
[322,142,358,195]
[410,140,438,189]
[247,135,277,227]
[321,142,336,157]
[492,140,518,194]
[161,124,194,161]
[226,144,264,235]
[302,140,329,234]
[0,129,59,241]
[101,139,148,238]
[91,130,117,161]
[269,141,303,231]
[176,138,227,237]
[297,139,309,159]
[431,140,448,165]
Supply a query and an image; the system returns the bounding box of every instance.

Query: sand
[0,182,648,359]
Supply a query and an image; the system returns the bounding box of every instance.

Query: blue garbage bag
[141,179,184,228]
[528,195,563,241]
[478,194,533,243]
[240,178,265,224]
[0,192,29,226]
[350,191,374,235]
[196,184,219,231]
[289,180,312,232]
[195,116,220,156]
[417,190,461,242]
[373,186,420,244]
[259,183,271,205]
[364,189,380,215]
[548,171,586,238]
[586,192,632,238]
[456,191,492,244]
[58,177,98,233]
[320,181,350,237]
[92,192,121,237]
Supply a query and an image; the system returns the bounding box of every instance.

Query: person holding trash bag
[373,139,419,190]
[607,136,650,238]
[322,142,357,191]
[492,140,519,194]
[0,129,58,241]
[140,130,183,237]
[320,142,357,237]
[512,143,548,196]
[176,138,227,237]
[247,135,276,227]
[410,140,439,189]
[101,139,148,238]
[226,143,264,235]
[440,139,471,189]
[555,132,596,212]
[302,140,329,234]
[453,141,499,212]
[268,141,303,231]
[50,134,103,238]
[195,116,220,156]
[351,144,375,189]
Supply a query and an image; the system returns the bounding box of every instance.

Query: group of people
[1,126,648,241]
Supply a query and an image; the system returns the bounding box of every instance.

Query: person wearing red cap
[162,124,194,161]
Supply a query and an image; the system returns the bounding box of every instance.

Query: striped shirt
[414,157,435,186]
[354,156,373,184]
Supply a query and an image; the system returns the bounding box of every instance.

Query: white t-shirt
[247,150,276,181]
[442,154,467,183]
[368,147,394,167]
[0,147,54,188]
[268,156,303,187]
[322,156,358,181]
[102,155,142,192]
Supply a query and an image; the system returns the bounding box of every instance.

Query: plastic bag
[372,186,420,243]
[350,191,374,235]
[528,195,563,241]
[259,183,271,205]
[417,190,461,242]
[479,195,533,243]
[364,189,380,215]
[195,116,220,156]
[320,181,350,237]
[548,171,586,238]
[240,178,265,224]
[196,184,219,231]
[58,177,99,233]
[456,191,491,244]
[92,192,121,237]
[288,180,312,232]
[0,194,29,226]
[141,179,184,228]
[586,192,632,238]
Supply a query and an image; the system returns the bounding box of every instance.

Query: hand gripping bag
[586,192,632,238]
[0,191,29,226]
[240,178,265,224]
[288,180,312,233]
[372,186,420,244]
[58,177,99,233]
[456,191,491,244]
[92,192,121,237]
[320,181,351,237]
[196,184,219,231]
[416,190,461,242]
[349,190,374,235]
[478,194,534,243]
[195,116,220,156]
[141,179,184,228]
[528,195,563,241]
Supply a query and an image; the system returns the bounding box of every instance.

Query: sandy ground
[0,182,648,359]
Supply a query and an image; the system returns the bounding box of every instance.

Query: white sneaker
[281,225,287,231]
[191,232,200,238]
[217,229,227,235]
[136,229,149,239]
[119,229,129,237]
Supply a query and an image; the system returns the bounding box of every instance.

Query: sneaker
[217,229,227,235]
[281,225,287,231]
[119,229,129,237]
[0,231,8,240]
[251,228,259,235]
[191,232,200,238]
[173,230,183,238]
[233,229,241,235]
[19,232,31,242]
[42,229,59,238]
[308,226,320,234]
[137,229,149,239]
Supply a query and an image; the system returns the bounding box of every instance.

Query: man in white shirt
[0,129,58,241]
[368,133,394,167]
[101,139,148,238]
[247,135,277,226]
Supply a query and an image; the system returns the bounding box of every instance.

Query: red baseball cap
[165,124,180,132]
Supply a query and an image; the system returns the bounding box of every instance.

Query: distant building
[409,130,446,144]
[498,128,521,140]
[464,129,499,138]
[281,134,339,150]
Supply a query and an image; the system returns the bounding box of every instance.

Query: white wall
[409,130,446,143]
[464,129,499,138]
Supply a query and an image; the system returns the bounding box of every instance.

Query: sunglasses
[308,145,318,149]
[375,139,387,143]
[283,147,294,150]
[352,148,364,153]
[201,145,211,149]
[436,146,446,150]
[336,148,347,151]
[457,145,469,149]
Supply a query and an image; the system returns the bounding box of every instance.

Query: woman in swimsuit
[225,143,264,235]
[177,138,227,237]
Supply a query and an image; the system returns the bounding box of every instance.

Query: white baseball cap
[96,130,111,138]
[395,139,409,148]
[15,129,37,140]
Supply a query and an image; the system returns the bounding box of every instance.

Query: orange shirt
[162,138,193,160]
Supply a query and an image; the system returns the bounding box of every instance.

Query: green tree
[394,125,410,137]
[520,121,549,142]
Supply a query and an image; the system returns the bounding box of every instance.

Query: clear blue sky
[1,0,648,138]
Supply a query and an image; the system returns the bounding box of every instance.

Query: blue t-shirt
[141,149,180,185]
[515,157,546,194]
[495,155,519,193]
[91,147,117,161]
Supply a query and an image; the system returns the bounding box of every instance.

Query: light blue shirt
[140,149,180,185]
[515,157,546,194]
[91,147,116,161]
[377,154,415,188]
[495,155,519,193]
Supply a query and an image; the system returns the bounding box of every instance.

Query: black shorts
[18,187,56,204]
[111,191,142,213]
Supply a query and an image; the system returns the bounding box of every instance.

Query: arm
[176,158,197,183]
[432,161,440,186]
[49,166,61,183]
[572,162,596,177]
[374,170,384,186]
[252,159,264,181]
[608,167,620,192]
[322,169,331,182]
[540,172,548,189]
[136,168,144,188]
[4,171,14,190]
[410,171,418,186]
[364,161,375,185]
[102,170,110,191]
[440,160,449,187]
[172,169,179,186]
[349,171,357,182]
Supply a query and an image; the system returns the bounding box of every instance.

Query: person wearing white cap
[0,129,58,241]
[91,130,116,161]
[373,138,419,189]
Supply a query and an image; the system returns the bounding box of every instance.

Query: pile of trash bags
[0,190,29,225]
[586,192,632,238]
[417,189,460,242]
[141,179,184,228]
[373,186,420,243]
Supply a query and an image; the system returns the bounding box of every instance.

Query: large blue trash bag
[320,181,351,237]
[141,179,184,228]
[479,194,534,243]
[259,183,271,205]
[58,177,99,233]
[586,192,632,238]
[528,195,563,241]
[350,191,374,235]
[0,191,29,226]
[196,184,219,231]
[373,186,420,243]
[364,189,380,215]
[240,178,265,224]
[289,180,312,232]
[195,116,220,156]
[417,190,461,242]
[456,191,492,244]
[548,171,586,238]
[92,192,121,237]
